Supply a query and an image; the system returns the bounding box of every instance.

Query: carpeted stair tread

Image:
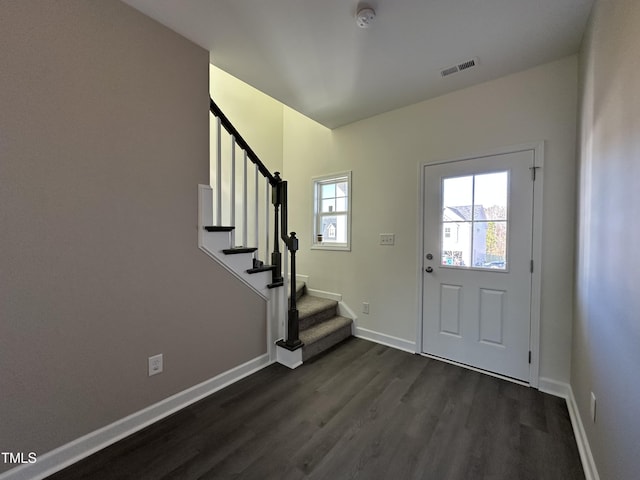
[290,289,353,361]
[300,316,352,361]
[297,295,338,321]
[299,315,351,342]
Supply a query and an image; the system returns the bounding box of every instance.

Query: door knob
[425,266,433,273]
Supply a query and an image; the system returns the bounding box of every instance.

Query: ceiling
[122,0,594,129]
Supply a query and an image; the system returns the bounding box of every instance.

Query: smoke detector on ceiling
[356,7,376,28]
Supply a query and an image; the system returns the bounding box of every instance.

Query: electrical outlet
[379,233,395,245]
[362,302,370,314]
[590,392,597,422]
[148,354,163,376]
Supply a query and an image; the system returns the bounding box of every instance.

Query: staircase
[204,97,352,367]
[197,206,281,301]
[198,207,353,363]
[293,283,353,361]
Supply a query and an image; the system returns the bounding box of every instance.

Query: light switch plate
[379,233,395,245]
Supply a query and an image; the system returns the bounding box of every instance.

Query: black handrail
[210,97,302,352]
[210,98,277,185]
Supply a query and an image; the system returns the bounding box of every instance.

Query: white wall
[210,65,284,177]
[284,56,578,384]
[573,1,640,478]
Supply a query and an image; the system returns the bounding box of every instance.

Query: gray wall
[0,0,266,469]
[574,0,640,478]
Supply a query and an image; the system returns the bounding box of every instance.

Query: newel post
[282,232,302,349]
[275,177,302,351]
[271,173,284,285]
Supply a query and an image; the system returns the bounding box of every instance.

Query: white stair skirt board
[538,378,601,480]
[276,343,303,369]
[305,288,342,302]
[354,326,417,354]
[0,354,272,480]
[337,302,358,335]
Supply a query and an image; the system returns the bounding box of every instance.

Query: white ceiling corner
[122,0,594,128]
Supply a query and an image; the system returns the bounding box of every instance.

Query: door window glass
[441,171,508,270]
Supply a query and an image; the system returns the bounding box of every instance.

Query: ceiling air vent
[440,57,479,78]
[440,66,459,77]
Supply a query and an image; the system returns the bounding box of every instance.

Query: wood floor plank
[47,339,584,480]
[305,357,429,480]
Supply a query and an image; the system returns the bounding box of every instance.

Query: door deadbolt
[426,253,433,260]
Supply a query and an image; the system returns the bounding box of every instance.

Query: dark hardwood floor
[47,338,585,480]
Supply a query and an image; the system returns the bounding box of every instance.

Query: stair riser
[288,283,306,304]
[302,324,352,361]
[299,305,338,331]
[201,230,232,253]
[221,251,256,273]
[295,284,305,302]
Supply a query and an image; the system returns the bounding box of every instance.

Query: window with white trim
[312,172,351,251]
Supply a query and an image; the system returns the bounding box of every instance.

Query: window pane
[320,214,347,243]
[473,220,507,269]
[336,182,348,196]
[320,215,336,240]
[335,197,347,212]
[442,176,473,221]
[440,171,509,270]
[334,214,348,243]
[321,183,335,199]
[475,172,508,220]
[442,222,471,267]
[322,199,335,213]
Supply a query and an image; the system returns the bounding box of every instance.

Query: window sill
[311,244,351,252]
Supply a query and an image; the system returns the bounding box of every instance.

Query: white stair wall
[199,184,273,299]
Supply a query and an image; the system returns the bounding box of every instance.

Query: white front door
[421,150,535,381]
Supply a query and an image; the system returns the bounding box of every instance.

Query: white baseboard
[539,378,600,480]
[0,354,272,480]
[354,327,416,354]
[538,377,572,398]
[565,386,601,480]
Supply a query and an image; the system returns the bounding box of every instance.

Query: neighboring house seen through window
[313,172,351,250]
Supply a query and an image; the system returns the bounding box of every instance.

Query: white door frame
[416,142,544,388]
